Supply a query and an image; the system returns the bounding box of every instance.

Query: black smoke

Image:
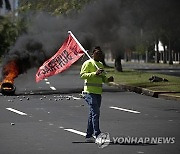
[0,0,120,77]
[1,0,179,79]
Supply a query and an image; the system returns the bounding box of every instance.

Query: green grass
[105,68,180,92]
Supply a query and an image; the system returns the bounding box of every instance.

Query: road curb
[109,82,180,102]
[158,93,180,101]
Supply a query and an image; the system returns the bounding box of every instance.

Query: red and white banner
[36,33,84,82]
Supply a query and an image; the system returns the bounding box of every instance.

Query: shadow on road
[72,141,158,146]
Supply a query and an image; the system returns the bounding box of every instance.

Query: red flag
[36,34,84,82]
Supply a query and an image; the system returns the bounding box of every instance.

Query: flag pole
[68,31,99,69]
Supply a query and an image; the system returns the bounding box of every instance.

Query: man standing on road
[80,47,114,142]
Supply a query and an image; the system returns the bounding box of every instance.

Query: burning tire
[0,82,16,95]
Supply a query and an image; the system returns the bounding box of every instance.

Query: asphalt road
[122,62,180,77]
[0,66,180,154]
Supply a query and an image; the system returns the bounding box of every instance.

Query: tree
[0,16,17,56]
[0,14,27,57]
[19,0,95,15]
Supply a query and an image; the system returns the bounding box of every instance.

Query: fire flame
[2,60,19,84]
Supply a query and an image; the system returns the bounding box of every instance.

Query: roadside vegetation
[105,67,180,93]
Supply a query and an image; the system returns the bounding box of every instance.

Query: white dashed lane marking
[46,82,50,84]
[6,108,27,116]
[50,86,56,91]
[64,128,86,137]
[44,78,57,91]
[109,106,140,114]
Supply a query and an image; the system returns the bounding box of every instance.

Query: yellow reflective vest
[80,59,108,94]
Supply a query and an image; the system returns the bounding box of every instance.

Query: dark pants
[84,93,101,138]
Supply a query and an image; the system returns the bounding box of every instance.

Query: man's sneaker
[85,137,95,143]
